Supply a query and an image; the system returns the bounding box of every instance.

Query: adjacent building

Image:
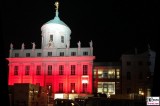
[121,46,156,97]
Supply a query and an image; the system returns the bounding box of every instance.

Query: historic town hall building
[7,2,95,99]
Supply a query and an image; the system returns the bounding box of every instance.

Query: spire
[54,1,59,17]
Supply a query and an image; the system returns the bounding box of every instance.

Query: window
[50,35,53,41]
[15,53,19,57]
[71,83,75,93]
[82,83,87,93]
[46,83,52,96]
[138,61,143,66]
[48,65,52,75]
[116,69,120,79]
[48,52,52,56]
[127,72,131,80]
[83,65,88,75]
[147,61,151,66]
[127,88,131,94]
[83,52,88,56]
[26,53,30,57]
[60,52,64,56]
[71,65,76,75]
[37,53,41,57]
[25,66,30,75]
[59,65,64,75]
[36,65,41,75]
[139,72,143,80]
[61,36,64,43]
[14,66,18,75]
[71,52,76,56]
[126,61,131,66]
[59,83,63,93]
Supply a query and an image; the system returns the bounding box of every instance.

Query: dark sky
[1,0,159,101]
[1,0,159,62]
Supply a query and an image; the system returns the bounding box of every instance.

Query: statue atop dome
[55,1,59,10]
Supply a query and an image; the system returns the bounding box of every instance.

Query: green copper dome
[45,10,69,28]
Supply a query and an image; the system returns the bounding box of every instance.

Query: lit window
[83,65,88,75]
[71,65,76,75]
[14,66,18,75]
[59,65,64,75]
[48,65,52,75]
[70,83,75,93]
[82,83,87,93]
[36,65,41,75]
[116,69,120,79]
[59,83,63,93]
[25,66,30,75]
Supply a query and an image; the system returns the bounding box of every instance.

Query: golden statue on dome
[55,1,59,10]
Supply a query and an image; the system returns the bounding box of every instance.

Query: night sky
[1,0,159,103]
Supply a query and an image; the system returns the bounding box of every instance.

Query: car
[54,99,80,106]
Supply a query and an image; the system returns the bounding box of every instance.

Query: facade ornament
[31,42,36,50]
[77,41,81,48]
[21,43,25,50]
[10,43,13,50]
[66,41,70,49]
[89,40,93,48]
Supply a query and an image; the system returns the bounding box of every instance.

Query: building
[121,46,156,97]
[93,62,121,97]
[7,1,95,99]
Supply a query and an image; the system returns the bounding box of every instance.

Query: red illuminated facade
[7,1,95,99]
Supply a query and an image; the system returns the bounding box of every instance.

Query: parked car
[54,99,80,106]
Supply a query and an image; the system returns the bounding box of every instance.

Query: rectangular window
[26,53,30,57]
[83,65,88,75]
[14,66,18,75]
[46,83,52,96]
[59,83,63,93]
[71,83,75,93]
[138,61,143,66]
[37,53,41,57]
[59,65,64,75]
[15,53,19,57]
[48,65,52,75]
[116,69,120,79]
[36,65,41,75]
[71,52,76,56]
[50,35,53,41]
[139,72,143,80]
[82,83,87,93]
[25,66,30,75]
[71,65,76,75]
[61,36,64,43]
[127,61,131,66]
[83,52,88,56]
[48,52,52,56]
[127,72,131,80]
[60,52,64,56]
